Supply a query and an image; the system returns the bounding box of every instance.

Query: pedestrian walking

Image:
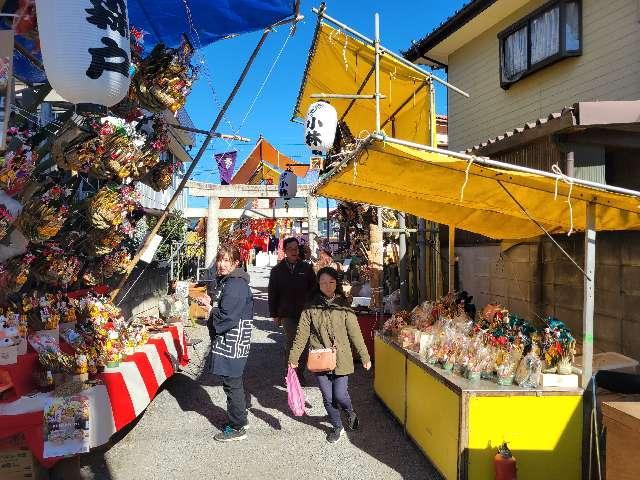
[208,245,254,442]
[288,267,371,443]
[268,237,317,385]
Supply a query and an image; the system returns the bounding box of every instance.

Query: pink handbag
[286,366,305,416]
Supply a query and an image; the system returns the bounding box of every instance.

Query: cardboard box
[574,351,639,375]
[188,285,211,320]
[0,449,35,480]
[603,401,640,480]
[541,373,579,388]
[0,345,17,365]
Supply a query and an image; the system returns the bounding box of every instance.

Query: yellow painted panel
[468,395,583,480]
[406,362,460,480]
[374,337,406,423]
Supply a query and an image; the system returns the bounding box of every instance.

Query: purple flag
[215,151,237,185]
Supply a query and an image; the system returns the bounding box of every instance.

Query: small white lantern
[278,168,297,200]
[35,0,132,108]
[304,101,338,154]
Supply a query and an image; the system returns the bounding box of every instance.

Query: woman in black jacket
[208,245,254,442]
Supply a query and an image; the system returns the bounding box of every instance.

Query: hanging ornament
[304,101,338,154]
[278,167,297,200]
[35,0,132,108]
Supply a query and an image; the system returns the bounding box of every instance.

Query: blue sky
[185,0,467,206]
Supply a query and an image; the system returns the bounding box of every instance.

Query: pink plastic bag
[286,366,305,416]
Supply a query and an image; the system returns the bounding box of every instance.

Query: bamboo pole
[448,225,455,293]
[111,29,272,302]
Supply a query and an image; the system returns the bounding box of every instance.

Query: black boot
[347,411,360,431]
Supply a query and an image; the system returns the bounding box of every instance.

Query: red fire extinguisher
[494,442,517,480]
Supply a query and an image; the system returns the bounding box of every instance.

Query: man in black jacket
[268,237,316,383]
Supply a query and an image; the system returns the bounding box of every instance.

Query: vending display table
[355,313,388,358]
[0,324,188,468]
[374,333,583,480]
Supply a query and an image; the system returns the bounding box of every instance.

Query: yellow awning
[315,138,640,239]
[293,23,434,145]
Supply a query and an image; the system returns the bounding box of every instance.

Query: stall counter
[374,333,583,480]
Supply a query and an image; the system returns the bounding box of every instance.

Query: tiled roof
[465,107,576,153]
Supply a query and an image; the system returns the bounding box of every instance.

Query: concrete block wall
[456,231,640,361]
[117,264,170,320]
[456,242,542,321]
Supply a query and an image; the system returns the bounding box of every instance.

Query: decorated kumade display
[0,145,36,196]
[129,33,196,113]
[54,116,170,182]
[384,293,575,388]
[304,101,338,154]
[15,184,71,243]
[35,0,131,108]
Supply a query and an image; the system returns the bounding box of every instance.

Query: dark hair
[283,237,299,249]
[316,267,345,297]
[216,245,241,264]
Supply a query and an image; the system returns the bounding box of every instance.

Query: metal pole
[429,80,437,147]
[112,29,272,302]
[434,224,442,298]
[582,202,596,388]
[448,225,456,293]
[326,197,330,240]
[169,124,251,142]
[310,93,384,100]
[417,219,427,302]
[374,13,381,134]
[170,243,174,279]
[398,212,408,309]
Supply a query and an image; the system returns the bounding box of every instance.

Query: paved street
[80,266,441,480]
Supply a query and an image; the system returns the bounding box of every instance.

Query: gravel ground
[79,266,442,480]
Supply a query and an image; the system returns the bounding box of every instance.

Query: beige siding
[447,0,640,151]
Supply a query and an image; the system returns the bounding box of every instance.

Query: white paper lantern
[304,101,338,154]
[35,0,132,107]
[278,169,297,200]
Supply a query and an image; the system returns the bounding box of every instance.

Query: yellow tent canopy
[315,137,640,240]
[293,23,435,146]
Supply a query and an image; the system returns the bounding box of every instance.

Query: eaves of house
[403,0,534,67]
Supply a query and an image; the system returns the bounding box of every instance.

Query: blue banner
[2,0,296,84]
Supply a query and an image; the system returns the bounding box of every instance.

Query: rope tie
[389,66,396,107]
[459,156,475,202]
[342,31,349,71]
[351,130,374,183]
[328,28,336,45]
[412,80,416,107]
[551,163,575,236]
